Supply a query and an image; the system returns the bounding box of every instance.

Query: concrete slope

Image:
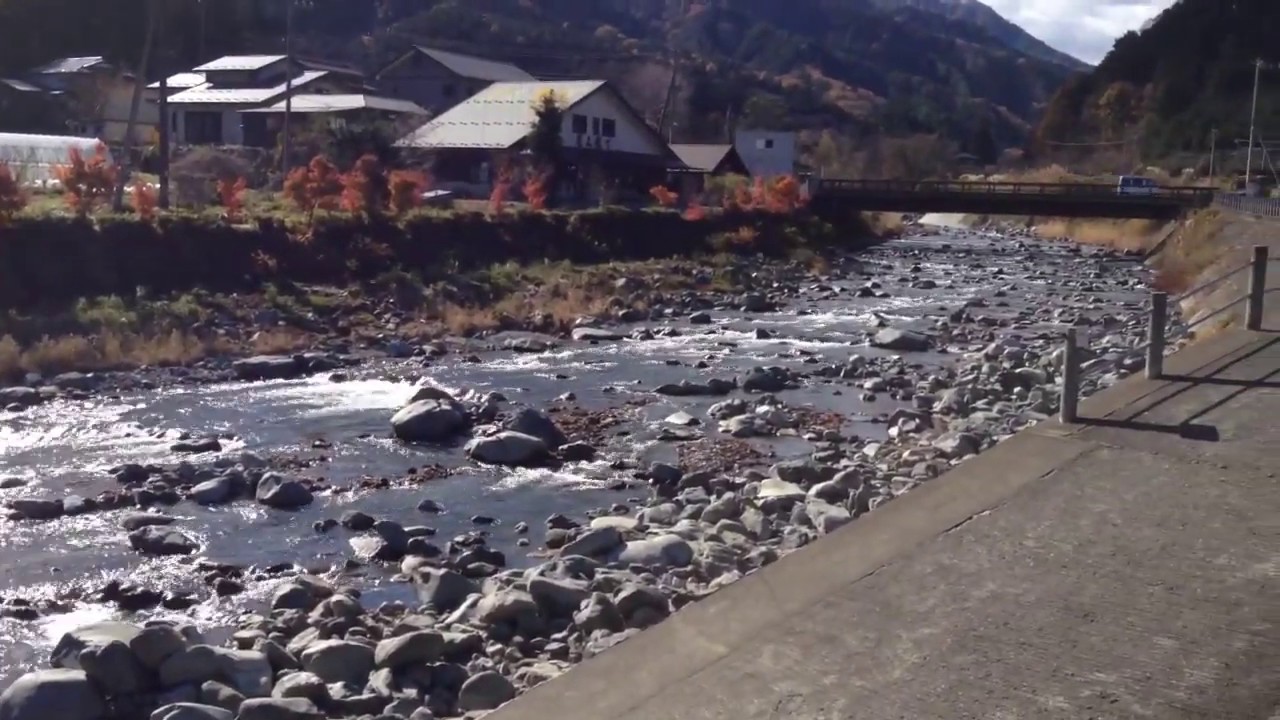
[489,327,1280,719]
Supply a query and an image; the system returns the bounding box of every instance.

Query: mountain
[870,0,1088,70]
[1034,0,1280,162]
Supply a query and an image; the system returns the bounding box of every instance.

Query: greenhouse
[0,132,112,187]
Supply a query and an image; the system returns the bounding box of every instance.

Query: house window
[757,138,775,150]
[571,114,588,134]
[602,118,616,138]
[185,110,223,144]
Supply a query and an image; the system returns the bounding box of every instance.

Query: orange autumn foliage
[682,198,707,221]
[55,143,116,216]
[217,176,247,222]
[388,169,431,216]
[649,185,679,207]
[340,154,388,217]
[489,166,513,215]
[284,155,343,219]
[523,172,550,211]
[130,181,157,221]
[0,163,27,223]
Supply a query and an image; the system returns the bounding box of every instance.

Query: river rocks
[152,703,234,720]
[298,640,374,685]
[232,356,304,382]
[190,475,238,505]
[502,408,567,449]
[741,366,798,393]
[0,386,41,409]
[871,328,933,352]
[236,698,323,720]
[614,534,694,568]
[411,568,478,612]
[465,431,549,467]
[571,327,625,342]
[527,577,591,618]
[171,437,222,454]
[457,671,516,712]
[255,474,313,509]
[373,631,444,669]
[7,497,62,520]
[79,640,151,694]
[0,669,106,720]
[129,526,200,556]
[390,399,469,443]
[559,527,624,558]
[654,378,735,397]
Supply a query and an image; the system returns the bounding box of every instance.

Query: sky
[983,0,1179,65]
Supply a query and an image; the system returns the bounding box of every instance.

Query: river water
[0,228,1154,684]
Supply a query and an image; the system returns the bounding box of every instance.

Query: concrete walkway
[490,331,1280,717]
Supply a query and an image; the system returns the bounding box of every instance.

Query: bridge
[810,179,1215,219]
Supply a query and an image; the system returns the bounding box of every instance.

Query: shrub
[490,166,513,215]
[649,185,679,207]
[523,172,549,211]
[683,199,707,221]
[284,155,342,220]
[340,154,388,217]
[55,143,116,216]
[389,169,430,216]
[130,181,158,221]
[0,163,27,223]
[216,176,247,222]
[171,148,254,208]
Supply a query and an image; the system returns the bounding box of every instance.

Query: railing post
[1246,245,1268,331]
[1060,328,1080,424]
[1147,292,1167,379]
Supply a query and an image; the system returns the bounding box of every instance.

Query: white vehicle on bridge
[1116,175,1161,196]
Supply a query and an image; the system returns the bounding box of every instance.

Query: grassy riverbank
[0,209,880,379]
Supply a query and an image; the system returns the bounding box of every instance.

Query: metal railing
[816,179,1215,206]
[1214,193,1280,218]
[1059,245,1272,423]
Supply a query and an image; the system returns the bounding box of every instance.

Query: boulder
[0,669,106,720]
[171,438,221,454]
[0,387,40,408]
[411,568,478,612]
[457,671,516,712]
[572,593,625,635]
[570,327,624,342]
[78,639,151,695]
[270,576,334,612]
[51,622,142,669]
[151,704,234,720]
[298,640,375,685]
[120,513,177,532]
[236,698,323,720]
[128,526,199,556]
[157,646,271,698]
[233,356,304,382]
[614,535,694,569]
[502,408,567,449]
[559,527,624,558]
[871,328,933,352]
[255,474,313,510]
[7,498,63,521]
[269,673,328,704]
[391,399,469,443]
[373,631,444,669]
[464,431,549,467]
[527,577,591,618]
[129,624,188,670]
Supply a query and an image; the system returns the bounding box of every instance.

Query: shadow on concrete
[1159,375,1280,388]
[1075,417,1220,441]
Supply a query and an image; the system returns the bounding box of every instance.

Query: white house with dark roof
[376,46,535,115]
[397,79,682,201]
[18,55,157,143]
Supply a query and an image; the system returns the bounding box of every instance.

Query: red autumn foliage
[0,163,27,223]
[522,172,549,211]
[767,175,807,212]
[284,155,343,220]
[489,166,513,215]
[726,181,755,211]
[217,176,247,222]
[682,198,707,221]
[388,169,431,216]
[130,181,158,221]
[649,184,679,207]
[55,143,116,216]
[340,154,388,217]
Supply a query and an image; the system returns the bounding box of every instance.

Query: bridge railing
[1213,193,1280,218]
[816,179,1214,205]
[1059,245,1273,423]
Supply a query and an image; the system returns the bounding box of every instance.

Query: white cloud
[982,0,1179,64]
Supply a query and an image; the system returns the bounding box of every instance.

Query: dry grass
[0,329,229,377]
[1149,209,1232,295]
[249,327,313,355]
[1033,218,1168,253]
[864,211,905,236]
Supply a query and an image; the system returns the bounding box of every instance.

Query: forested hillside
[1034,0,1280,163]
[0,0,1079,156]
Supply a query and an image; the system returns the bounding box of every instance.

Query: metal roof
[244,94,429,115]
[193,55,287,72]
[669,144,736,173]
[146,72,208,90]
[0,77,44,92]
[31,56,108,74]
[398,80,606,149]
[412,47,534,82]
[166,71,329,105]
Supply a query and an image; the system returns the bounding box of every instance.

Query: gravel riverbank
[0,224,1184,720]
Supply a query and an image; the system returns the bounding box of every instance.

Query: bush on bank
[0,208,870,310]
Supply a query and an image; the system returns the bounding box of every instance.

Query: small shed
[667,143,750,194]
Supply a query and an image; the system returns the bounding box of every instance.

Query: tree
[528,90,565,208]
[1094,81,1140,141]
[0,164,27,223]
[111,0,159,211]
[966,116,999,166]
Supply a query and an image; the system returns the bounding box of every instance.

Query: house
[667,143,750,195]
[0,78,64,134]
[156,55,365,146]
[242,94,430,136]
[734,129,799,178]
[23,56,157,144]
[376,46,535,115]
[396,80,684,202]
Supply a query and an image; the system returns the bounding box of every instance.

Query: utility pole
[281,0,295,178]
[1246,58,1262,193]
[1209,127,1217,186]
[159,66,170,208]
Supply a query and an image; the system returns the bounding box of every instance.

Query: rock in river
[502,408,567,449]
[571,327,624,342]
[390,399,469,443]
[128,526,200,556]
[255,474,313,510]
[0,669,106,720]
[871,328,933,352]
[465,431,549,467]
[232,356,303,382]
